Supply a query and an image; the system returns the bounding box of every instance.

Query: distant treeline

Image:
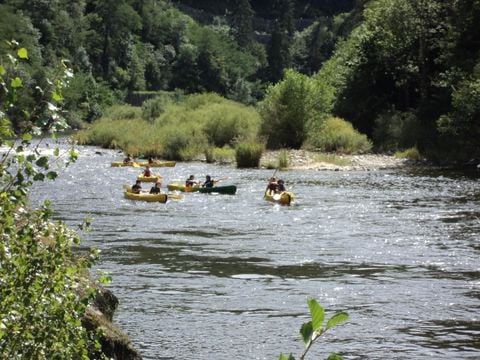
[1,0,479,163]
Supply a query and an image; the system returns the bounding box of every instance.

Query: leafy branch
[279,298,349,360]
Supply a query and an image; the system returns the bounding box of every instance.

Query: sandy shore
[261,150,410,171]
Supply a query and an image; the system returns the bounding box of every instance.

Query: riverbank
[260,150,413,171]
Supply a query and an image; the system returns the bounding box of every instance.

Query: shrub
[201,101,261,147]
[235,140,265,168]
[103,105,141,121]
[306,117,372,154]
[141,93,175,122]
[372,109,419,151]
[205,145,235,164]
[74,93,261,160]
[395,146,422,160]
[277,149,290,169]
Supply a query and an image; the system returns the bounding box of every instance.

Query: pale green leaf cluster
[279,298,348,360]
[1,42,104,358]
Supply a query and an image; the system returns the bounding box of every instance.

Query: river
[30,143,480,360]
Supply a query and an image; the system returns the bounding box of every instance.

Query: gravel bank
[261,150,409,171]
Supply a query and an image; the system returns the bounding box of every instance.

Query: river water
[30,144,480,360]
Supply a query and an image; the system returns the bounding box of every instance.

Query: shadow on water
[399,319,480,352]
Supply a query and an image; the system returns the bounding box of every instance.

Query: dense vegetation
[1,0,479,163]
[0,41,141,359]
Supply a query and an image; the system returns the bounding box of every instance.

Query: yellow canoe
[111,161,175,168]
[136,161,176,167]
[136,174,162,182]
[167,183,200,192]
[124,190,168,203]
[123,185,182,202]
[264,191,294,205]
[111,161,140,167]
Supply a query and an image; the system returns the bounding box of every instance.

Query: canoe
[111,161,140,167]
[123,186,182,202]
[136,174,162,182]
[167,183,200,192]
[111,161,176,168]
[136,161,176,167]
[124,190,168,203]
[264,191,294,205]
[198,185,237,195]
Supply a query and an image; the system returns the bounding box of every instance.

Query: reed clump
[235,141,265,168]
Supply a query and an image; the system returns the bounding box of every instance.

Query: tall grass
[74,93,261,160]
[235,141,265,168]
[277,149,290,169]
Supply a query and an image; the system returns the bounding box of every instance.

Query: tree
[259,69,333,149]
[229,0,254,48]
[266,0,294,82]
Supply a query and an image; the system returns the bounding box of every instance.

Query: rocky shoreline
[261,150,413,171]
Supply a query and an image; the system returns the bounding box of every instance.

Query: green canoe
[198,185,237,195]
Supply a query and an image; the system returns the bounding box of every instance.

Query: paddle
[213,176,230,184]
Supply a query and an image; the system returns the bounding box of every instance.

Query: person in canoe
[143,166,152,177]
[147,156,159,164]
[123,153,134,165]
[277,179,286,193]
[185,175,198,187]
[150,181,162,194]
[202,175,216,188]
[131,179,142,194]
[267,176,278,195]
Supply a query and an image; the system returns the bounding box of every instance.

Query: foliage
[0,43,104,358]
[277,149,290,169]
[315,0,480,161]
[235,140,265,168]
[0,200,102,358]
[395,147,421,160]
[141,93,176,122]
[76,93,261,160]
[306,117,372,154]
[436,66,480,162]
[259,69,334,149]
[372,109,419,152]
[279,298,348,360]
[204,145,235,164]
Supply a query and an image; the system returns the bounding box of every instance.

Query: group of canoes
[115,155,294,205]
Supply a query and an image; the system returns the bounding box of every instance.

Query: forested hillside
[1,0,479,163]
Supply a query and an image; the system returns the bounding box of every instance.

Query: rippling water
[30,144,480,360]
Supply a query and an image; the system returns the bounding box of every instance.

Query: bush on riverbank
[0,43,139,359]
[235,140,265,168]
[75,93,261,161]
[306,117,372,154]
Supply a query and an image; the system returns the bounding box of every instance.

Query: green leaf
[52,91,64,102]
[0,65,5,75]
[35,156,49,168]
[300,321,314,345]
[279,353,296,360]
[22,133,32,142]
[46,171,58,180]
[327,354,344,360]
[17,48,28,59]
[33,173,45,181]
[326,312,349,330]
[307,298,325,331]
[11,77,23,88]
[53,148,60,156]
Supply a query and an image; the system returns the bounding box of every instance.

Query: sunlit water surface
[30,144,480,360]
